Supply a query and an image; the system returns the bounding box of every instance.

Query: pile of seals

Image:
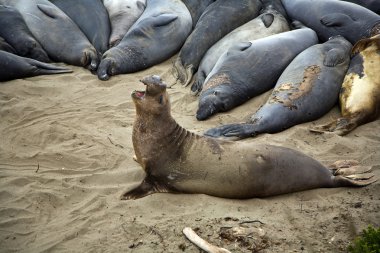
[1,0,379,135]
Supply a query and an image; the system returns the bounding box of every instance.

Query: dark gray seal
[172,0,262,86]
[204,36,352,139]
[191,6,290,94]
[0,5,50,62]
[310,35,380,135]
[97,0,192,80]
[1,0,99,70]
[282,0,380,44]
[341,0,380,14]
[0,50,72,82]
[120,75,376,200]
[180,0,215,27]
[49,0,111,54]
[196,27,318,121]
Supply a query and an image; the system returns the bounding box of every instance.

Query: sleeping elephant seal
[97,0,192,80]
[205,36,352,138]
[1,0,99,70]
[204,36,352,139]
[282,0,380,44]
[49,0,111,54]
[120,75,376,200]
[340,0,380,15]
[196,27,318,121]
[180,0,215,27]
[0,51,72,82]
[0,5,50,62]
[172,0,262,86]
[191,6,290,94]
[103,0,146,47]
[0,37,16,53]
[310,35,380,135]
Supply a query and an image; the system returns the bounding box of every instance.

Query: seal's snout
[84,49,99,71]
[140,75,167,90]
[97,58,113,81]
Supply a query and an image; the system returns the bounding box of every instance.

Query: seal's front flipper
[120,177,172,200]
[25,58,72,75]
[37,4,64,19]
[261,13,275,28]
[204,123,257,139]
[320,13,353,27]
[323,48,349,67]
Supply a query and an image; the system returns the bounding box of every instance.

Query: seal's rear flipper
[183,227,231,253]
[310,117,359,136]
[334,173,377,187]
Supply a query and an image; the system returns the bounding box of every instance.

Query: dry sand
[0,57,379,253]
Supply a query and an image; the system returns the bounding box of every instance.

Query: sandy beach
[0,57,379,252]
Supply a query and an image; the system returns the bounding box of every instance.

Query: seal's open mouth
[132,90,145,99]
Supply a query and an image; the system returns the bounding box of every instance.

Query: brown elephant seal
[120,75,376,200]
[310,35,380,135]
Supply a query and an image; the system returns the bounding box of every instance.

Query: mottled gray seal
[0,5,50,62]
[103,0,146,47]
[172,0,262,86]
[49,0,111,54]
[196,27,318,121]
[0,50,72,82]
[282,0,380,44]
[204,36,352,139]
[120,75,376,200]
[1,0,99,70]
[310,35,380,135]
[97,0,192,80]
[190,6,290,94]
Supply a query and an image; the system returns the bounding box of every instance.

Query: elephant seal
[0,50,72,82]
[204,36,352,139]
[49,0,111,54]
[1,0,99,70]
[103,0,146,47]
[172,0,262,86]
[0,5,50,62]
[180,0,215,27]
[120,75,376,200]
[190,6,290,94]
[282,0,380,44]
[0,37,16,53]
[310,35,380,135]
[97,0,192,80]
[196,27,318,121]
[341,0,380,14]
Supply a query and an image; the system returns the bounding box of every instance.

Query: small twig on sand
[35,163,40,173]
[183,227,231,253]
[239,220,264,225]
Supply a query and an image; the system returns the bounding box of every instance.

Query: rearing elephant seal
[310,35,380,135]
[121,75,376,200]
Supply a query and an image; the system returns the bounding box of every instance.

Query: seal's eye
[158,95,163,104]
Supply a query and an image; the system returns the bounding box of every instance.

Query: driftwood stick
[183,227,231,253]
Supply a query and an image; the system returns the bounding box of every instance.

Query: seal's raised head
[131,75,170,116]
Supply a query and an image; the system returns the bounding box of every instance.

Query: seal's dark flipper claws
[120,180,156,200]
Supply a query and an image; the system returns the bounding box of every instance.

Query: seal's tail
[329,160,377,187]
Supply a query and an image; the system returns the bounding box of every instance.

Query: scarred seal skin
[204,36,352,139]
[0,50,72,82]
[49,0,111,54]
[196,27,318,121]
[0,0,99,70]
[0,5,50,62]
[103,0,146,47]
[97,0,192,81]
[310,35,380,135]
[190,6,290,94]
[282,0,380,45]
[172,0,262,86]
[120,75,376,200]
